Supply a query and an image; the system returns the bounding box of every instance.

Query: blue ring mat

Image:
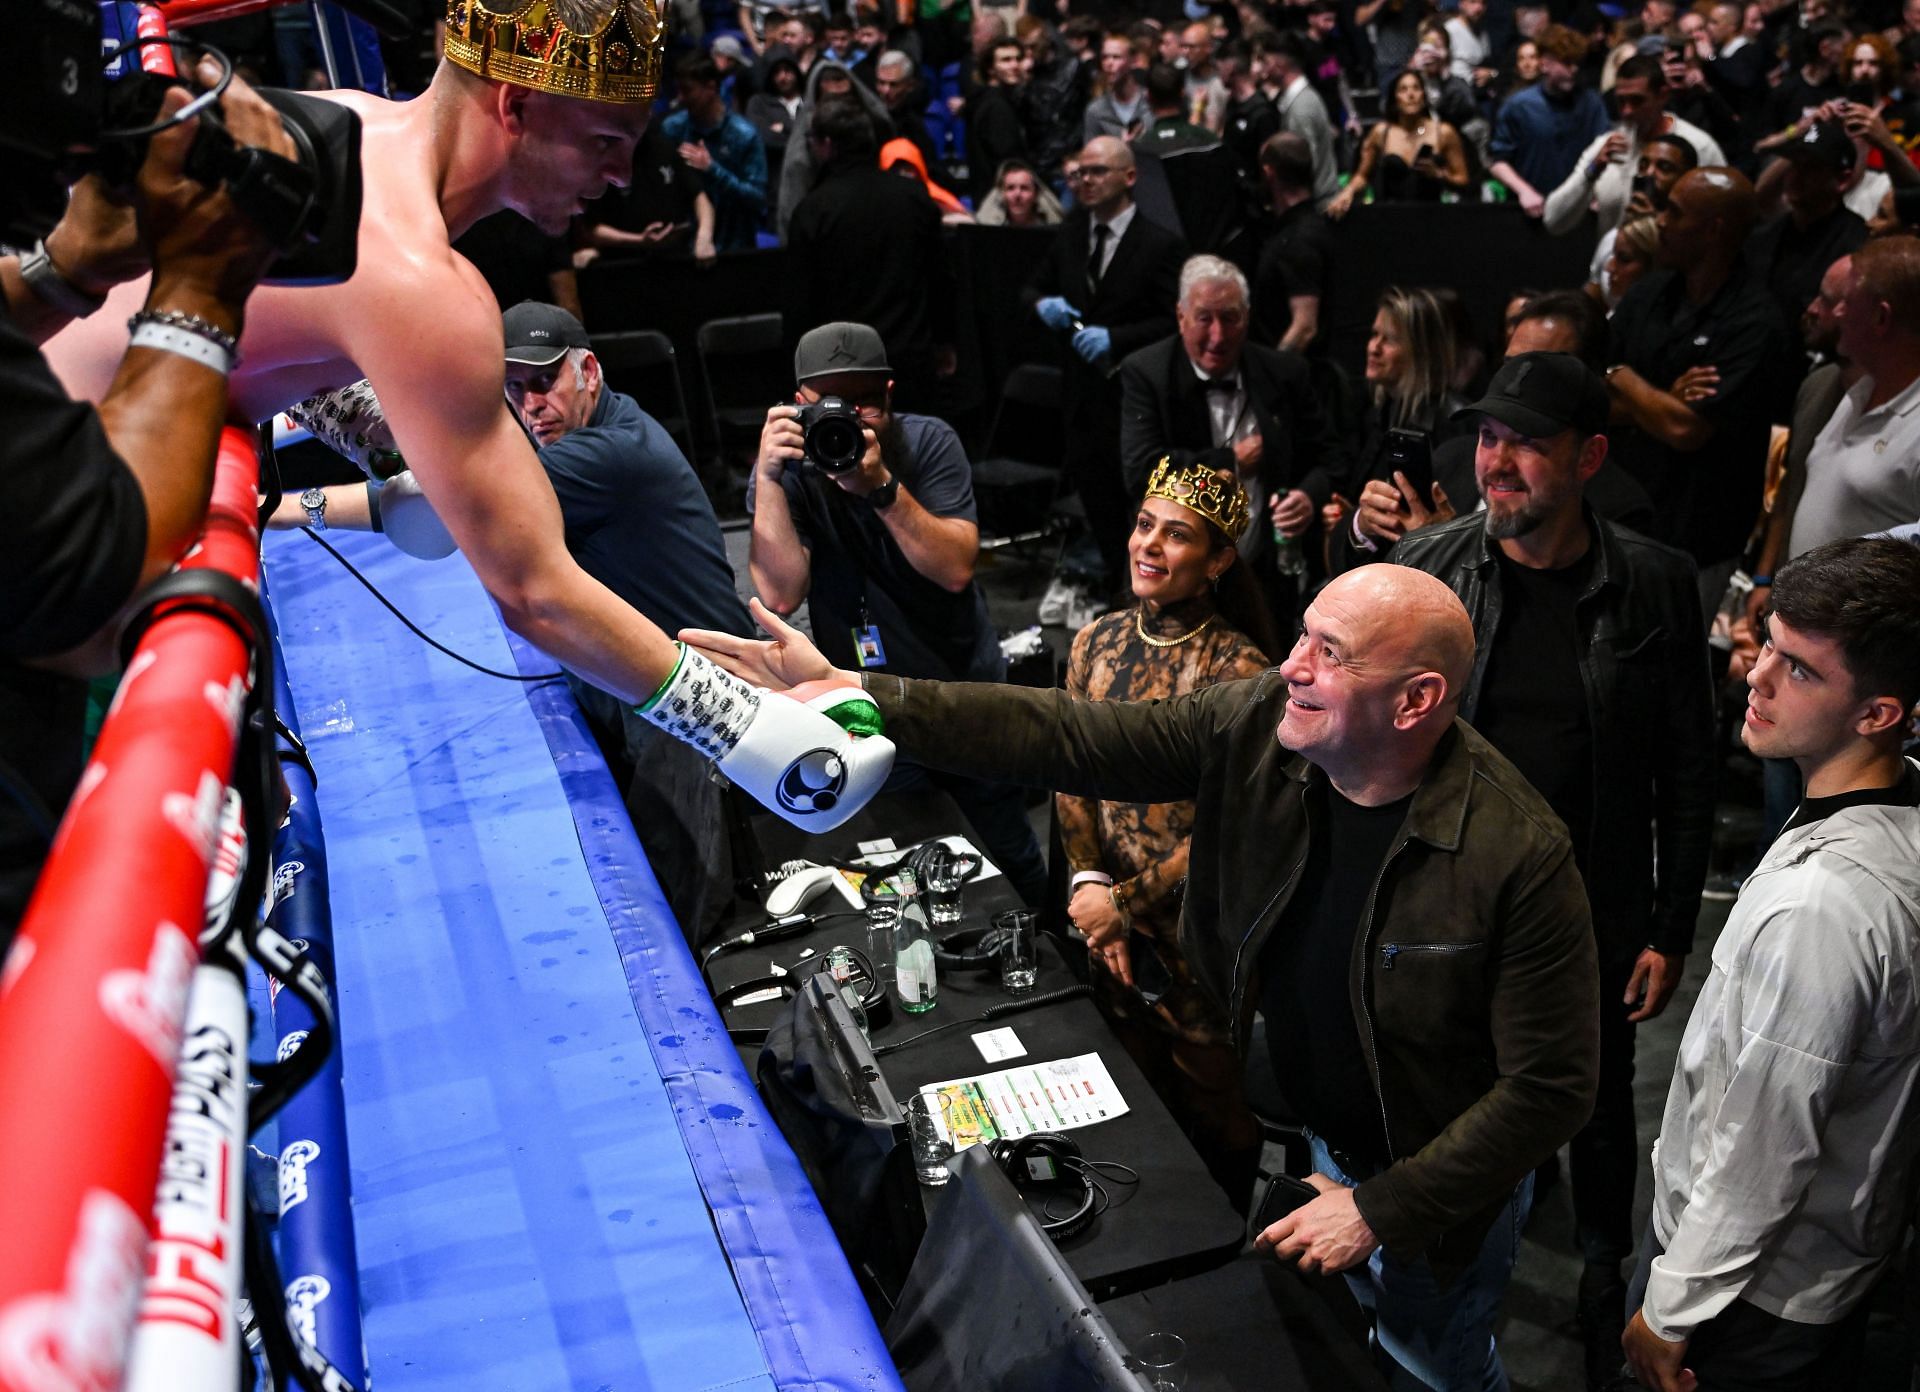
[264,529,897,1392]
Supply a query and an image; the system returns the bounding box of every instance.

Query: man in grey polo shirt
[1774,238,1920,569]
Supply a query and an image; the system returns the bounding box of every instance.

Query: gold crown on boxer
[444,0,665,104]
[1144,458,1251,538]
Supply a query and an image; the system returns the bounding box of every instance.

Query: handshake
[641,630,895,833]
[1036,296,1112,366]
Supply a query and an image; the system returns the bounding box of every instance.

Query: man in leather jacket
[682,562,1601,1390]
[1392,352,1715,1389]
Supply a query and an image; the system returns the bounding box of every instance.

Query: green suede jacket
[862,668,1599,1279]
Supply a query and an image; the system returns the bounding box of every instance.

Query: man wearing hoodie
[1623,534,1920,1392]
[775,59,896,238]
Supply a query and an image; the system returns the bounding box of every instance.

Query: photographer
[746,322,1048,906]
[0,57,295,943]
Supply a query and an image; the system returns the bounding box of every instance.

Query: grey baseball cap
[502,302,590,366]
[794,322,891,382]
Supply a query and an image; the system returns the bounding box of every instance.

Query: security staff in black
[1393,352,1716,1390]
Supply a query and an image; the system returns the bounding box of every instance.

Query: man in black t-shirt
[747,323,1047,905]
[576,125,717,264]
[1608,167,1795,607]
[1393,353,1716,1391]
[1253,131,1338,355]
[1747,122,1868,334]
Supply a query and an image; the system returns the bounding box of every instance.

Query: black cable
[873,982,1091,1056]
[1043,1157,1139,1225]
[296,526,564,682]
[97,37,235,140]
[242,1187,366,1392]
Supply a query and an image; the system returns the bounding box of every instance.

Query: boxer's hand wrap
[638,643,762,760]
[640,646,894,831]
[288,379,407,481]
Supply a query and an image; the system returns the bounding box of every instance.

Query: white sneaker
[1037,575,1075,626]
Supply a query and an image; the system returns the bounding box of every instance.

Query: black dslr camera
[797,397,867,473]
[4,0,362,286]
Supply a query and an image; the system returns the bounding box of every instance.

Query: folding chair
[694,311,788,470]
[971,363,1066,582]
[590,329,696,463]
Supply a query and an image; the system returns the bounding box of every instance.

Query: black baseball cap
[795,322,890,382]
[502,301,591,366]
[1454,352,1610,438]
[1780,119,1857,175]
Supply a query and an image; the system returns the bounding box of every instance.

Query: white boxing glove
[638,645,893,832]
[374,471,458,560]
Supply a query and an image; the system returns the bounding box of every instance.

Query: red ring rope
[0,426,261,1392]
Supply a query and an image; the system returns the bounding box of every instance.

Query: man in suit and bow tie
[1120,255,1349,631]
[1027,135,1189,590]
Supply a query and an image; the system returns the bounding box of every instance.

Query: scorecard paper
[920,1053,1129,1148]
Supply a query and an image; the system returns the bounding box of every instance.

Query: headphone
[989,1133,1100,1241]
[714,973,802,1046]
[715,948,892,1045]
[933,924,1015,974]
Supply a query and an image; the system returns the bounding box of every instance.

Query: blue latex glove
[1072,325,1112,363]
[1036,296,1081,331]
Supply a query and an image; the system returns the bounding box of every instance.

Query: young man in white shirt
[1623,534,1920,1392]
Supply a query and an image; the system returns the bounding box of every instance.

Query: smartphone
[1383,427,1435,511]
[1844,81,1877,107]
[1253,1173,1322,1233]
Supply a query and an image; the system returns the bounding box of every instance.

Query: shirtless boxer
[46,0,892,830]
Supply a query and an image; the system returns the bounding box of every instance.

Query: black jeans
[1572,949,1640,1274]
[1626,1218,1870,1391]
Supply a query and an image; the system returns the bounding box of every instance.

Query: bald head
[1659,167,1759,266]
[1075,135,1137,216]
[1278,566,1475,801]
[1332,566,1476,706]
[1080,135,1135,173]
[1682,167,1756,222]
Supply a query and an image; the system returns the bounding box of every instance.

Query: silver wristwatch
[19,240,107,319]
[300,487,329,531]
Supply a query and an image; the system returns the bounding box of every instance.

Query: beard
[1480,471,1574,539]
[1484,495,1551,539]
[875,415,911,475]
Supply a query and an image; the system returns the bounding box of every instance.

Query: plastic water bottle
[1272,502,1309,583]
[892,874,938,1014]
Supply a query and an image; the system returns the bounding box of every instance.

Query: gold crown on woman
[1144,458,1251,538]
[444,0,666,104]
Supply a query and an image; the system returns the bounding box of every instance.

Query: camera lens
[802,397,866,472]
[811,419,861,469]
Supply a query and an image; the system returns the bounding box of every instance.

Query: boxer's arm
[351,283,680,702]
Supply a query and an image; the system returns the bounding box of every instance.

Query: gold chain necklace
[1135,606,1216,648]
